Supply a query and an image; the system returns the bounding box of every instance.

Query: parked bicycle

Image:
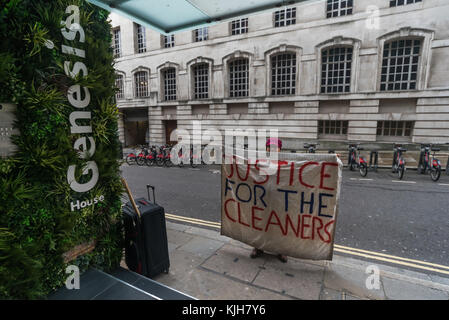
[348,144,368,177]
[155,145,169,167]
[126,145,147,166]
[178,145,201,168]
[418,144,430,174]
[392,144,407,180]
[304,143,319,153]
[418,144,442,182]
[137,145,149,166]
[145,145,158,166]
[446,143,449,176]
[162,145,174,167]
[446,154,449,176]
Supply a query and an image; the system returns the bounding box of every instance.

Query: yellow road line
[165,213,221,226]
[334,248,449,276]
[165,213,449,275]
[166,214,220,229]
[334,244,449,271]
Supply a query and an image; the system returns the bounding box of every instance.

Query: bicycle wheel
[430,167,441,182]
[145,157,154,166]
[126,155,136,165]
[165,159,173,167]
[359,163,368,177]
[156,158,164,167]
[136,156,145,166]
[397,164,405,180]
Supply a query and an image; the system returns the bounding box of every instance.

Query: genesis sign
[60,5,101,208]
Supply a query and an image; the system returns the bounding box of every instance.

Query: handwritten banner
[221,153,343,260]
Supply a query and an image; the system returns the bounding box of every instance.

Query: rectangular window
[113,28,121,58]
[326,0,353,18]
[321,46,353,94]
[380,39,421,91]
[164,34,175,48]
[193,64,209,99]
[274,7,296,27]
[115,74,124,100]
[136,24,146,53]
[163,68,177,101]
[271,53,296,96]
[376,121,414,137]
[318,120,348,135]
[229,59,249,98]
[134,71,148,98]
[231,18,248,35]
[194,27,208,42]
[390,0,422,7]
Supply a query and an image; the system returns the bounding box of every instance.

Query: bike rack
[369,151,378,172]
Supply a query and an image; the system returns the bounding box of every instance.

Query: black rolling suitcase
[122,184,170,278]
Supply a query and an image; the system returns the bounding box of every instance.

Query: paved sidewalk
[122,221,449,300]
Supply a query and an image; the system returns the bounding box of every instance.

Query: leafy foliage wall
[0,0,123,299]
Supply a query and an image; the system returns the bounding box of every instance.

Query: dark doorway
[123,108,148,147]
[164,120,177,146]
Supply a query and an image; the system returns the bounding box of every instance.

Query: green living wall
[0,0,123,299]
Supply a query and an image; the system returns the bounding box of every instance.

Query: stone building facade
[110,0,449,152]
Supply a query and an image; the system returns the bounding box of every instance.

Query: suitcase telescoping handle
[147,184,156,204]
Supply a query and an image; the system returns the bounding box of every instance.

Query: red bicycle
[348,144,368,177]
[126,145,147,165]
[145,146,157,166]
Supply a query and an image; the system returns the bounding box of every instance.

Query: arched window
[376,28,433,91]
[380,38,422,91]
[229,58,249,97]
[134,71,148,98]
[271,53,297,96]
[321,46,353,94]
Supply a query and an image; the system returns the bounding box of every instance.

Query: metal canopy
[87,0,312,35]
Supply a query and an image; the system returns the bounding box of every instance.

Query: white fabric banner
[221,152,343,261]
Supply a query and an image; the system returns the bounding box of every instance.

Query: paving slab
[178,237,225,258]
[166,249,206,275]
[332,254,434,283]
[184,226,231,243]
[156,221,449,300]
[168,242,178,253]
[343,293,367,300]
[166,228,194,247]
[253,255,324,300]
[382,277,449,300]
[320,288,343,300]
[201,244,264,283]
[163,268,293,300]
[323,262,386,300]
[166,221,190,232]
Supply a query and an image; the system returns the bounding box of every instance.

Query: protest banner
[221,152,343,260]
